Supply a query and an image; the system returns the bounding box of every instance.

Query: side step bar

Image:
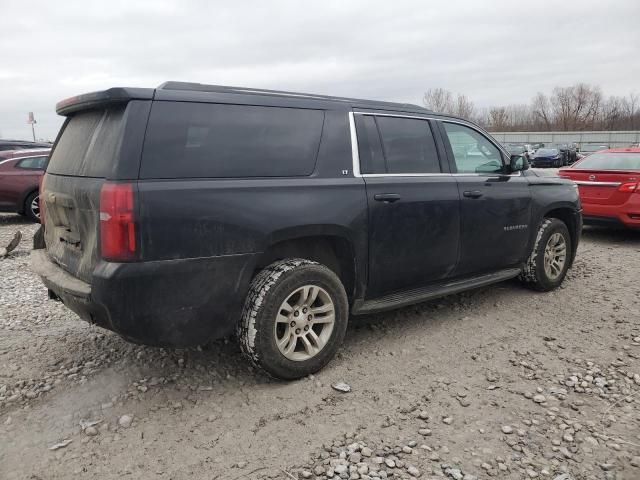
[352,268,522,315]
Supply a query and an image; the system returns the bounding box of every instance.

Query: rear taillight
[99,182,136,261]
[618,182,639,194]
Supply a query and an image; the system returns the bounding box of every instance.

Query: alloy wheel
[30,194,40,219]
[543,232,567,280]
[274,285,335,361]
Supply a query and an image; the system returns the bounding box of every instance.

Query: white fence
[490,131,640,148]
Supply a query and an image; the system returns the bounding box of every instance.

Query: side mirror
[510,154,529,172]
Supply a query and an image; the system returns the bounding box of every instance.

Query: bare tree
[531,93,553,130]
[425,83,640,132]
[622,92,639,130]
[454,94,475,120]
[488,107,509,131]
[423,88,454,114]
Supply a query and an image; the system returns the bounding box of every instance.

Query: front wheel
[238,259,349,380]
[519,218,572,291]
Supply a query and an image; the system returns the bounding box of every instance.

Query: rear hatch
[42,92,152,282]
[558,169,639,205]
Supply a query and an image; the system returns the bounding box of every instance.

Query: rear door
[353,112,460,299]
[437,120,532,276]
[42,101,149,282]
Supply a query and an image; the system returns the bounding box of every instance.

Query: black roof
[56,82,432,116]
[157,81,431,113]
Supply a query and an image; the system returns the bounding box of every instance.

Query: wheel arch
[254,228,360,302]
[540,205,581,267]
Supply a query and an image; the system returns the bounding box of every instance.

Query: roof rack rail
[157,81,431,112]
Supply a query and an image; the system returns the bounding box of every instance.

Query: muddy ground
[1,212,639,480]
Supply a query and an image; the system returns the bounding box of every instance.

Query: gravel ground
[1,207,639,480]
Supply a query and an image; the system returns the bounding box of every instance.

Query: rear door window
[354,114,442,174]
[140,102,325,178]
[376,116,441,174]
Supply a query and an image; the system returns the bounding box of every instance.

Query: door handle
[374,193,401,203]
[463,190,483,199]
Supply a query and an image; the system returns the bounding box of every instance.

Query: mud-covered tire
[238,259,349,380]
[519,218,572,291]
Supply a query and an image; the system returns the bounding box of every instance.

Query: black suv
[31,82,582,379]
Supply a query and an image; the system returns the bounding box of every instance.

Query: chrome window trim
[348,112,361,177]
[573,180,622,187]
[349,111,520,178]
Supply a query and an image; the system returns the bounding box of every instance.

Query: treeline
[423,84,640,132]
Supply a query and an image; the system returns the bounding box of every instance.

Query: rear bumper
[582,196,640,229]
[30,249,257,347]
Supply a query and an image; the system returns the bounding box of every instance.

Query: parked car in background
[552,144,570,166]
[523,144,536,158]
[31,82,581,380]
[0,139,52,151]
[505,144,536,162]
[559,147,640,230]
[0,148,50,221]
[552,144,579,165]
[531,148,563,168]
[505,144,529,161]
[532,143,545,152]
[578,144,609,158]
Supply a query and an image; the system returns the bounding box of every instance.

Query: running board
[353,268,521,315]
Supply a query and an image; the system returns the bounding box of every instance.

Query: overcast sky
[1,0,639,140]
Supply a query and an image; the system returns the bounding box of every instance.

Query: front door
[353,112,461,299]
[437,121,532,276]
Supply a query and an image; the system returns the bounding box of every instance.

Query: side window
[376,116,441,174]
[141,102,325,179]
[442,122,504,174]
[354,115,385,174]
[16,156,47,169]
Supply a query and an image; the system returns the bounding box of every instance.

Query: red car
[0,148,50,222]
[559,147,640,229]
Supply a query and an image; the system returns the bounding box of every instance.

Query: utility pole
[27,112,37,141]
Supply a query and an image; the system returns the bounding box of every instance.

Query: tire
[238,259,349,380]
[519,218,572,292]
[24,190,41,223]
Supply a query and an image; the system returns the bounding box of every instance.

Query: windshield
[575,152,640,170]
[536,149,558,156]
[581,145,608,153]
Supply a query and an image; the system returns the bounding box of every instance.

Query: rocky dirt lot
[1,213,639,480]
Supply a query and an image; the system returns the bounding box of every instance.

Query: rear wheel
[519,218,572,291]
[238,259,349,380]
[24,191,40,223]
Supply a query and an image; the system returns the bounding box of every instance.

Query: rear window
[47,106,126,177]
[575,152,640,170]
[140,102,325,179]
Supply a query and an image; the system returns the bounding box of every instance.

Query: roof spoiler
[56,87,154,116]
